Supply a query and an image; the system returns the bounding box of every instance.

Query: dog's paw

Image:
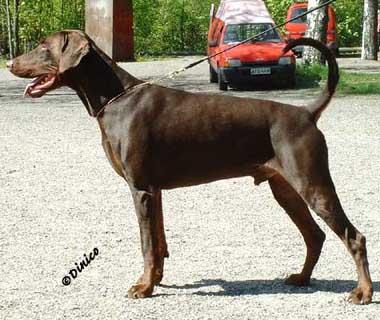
[127,283,154,299]
[347,287,372,305]
[284,273,310,287]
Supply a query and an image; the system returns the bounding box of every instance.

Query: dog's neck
[64,46,142,117]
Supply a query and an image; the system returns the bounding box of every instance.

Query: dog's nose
[6,60,13,70]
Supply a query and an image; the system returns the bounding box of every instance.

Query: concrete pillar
[85,0,134,61]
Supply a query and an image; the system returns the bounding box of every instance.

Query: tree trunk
[361,0,378,60]
[0,0,5,56]
[12,0,19,56]
[5,0,13,58]
[302,0,328,64]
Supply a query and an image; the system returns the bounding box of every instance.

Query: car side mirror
[208,39,218,47]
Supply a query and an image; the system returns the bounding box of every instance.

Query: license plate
[250,67,271,75]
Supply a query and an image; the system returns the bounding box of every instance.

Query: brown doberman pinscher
[7,30,373,304]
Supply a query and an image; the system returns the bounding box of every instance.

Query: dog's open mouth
[24,74,60,98]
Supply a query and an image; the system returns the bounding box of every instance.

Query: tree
[4,0,12,58]
[361,0,378,60]
[302,0,328,64]
[12,0,19,56]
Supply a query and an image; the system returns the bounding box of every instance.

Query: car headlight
[227,58,242,67]
[278,57,292,65]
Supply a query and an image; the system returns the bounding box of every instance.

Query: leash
[96,0,335,117]
[153,0,336,82]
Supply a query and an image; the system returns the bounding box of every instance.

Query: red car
[208,0,296,91]
[285,2,338,56]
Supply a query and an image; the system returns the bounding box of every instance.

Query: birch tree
[0,0,5,55]
[302,0,328,64]
[361,0,378,60]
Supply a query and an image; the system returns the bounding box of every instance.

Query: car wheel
[218,70,228,91]
[279,74,296,89]
[209,65,218,83]
[289,73,296,88]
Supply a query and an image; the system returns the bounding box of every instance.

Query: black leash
[97,1,335,117]
[160,0,336,80]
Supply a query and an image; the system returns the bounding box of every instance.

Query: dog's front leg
[128,186,160,299]
[153,190,169,285]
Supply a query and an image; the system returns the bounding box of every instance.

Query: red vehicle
[285,2,338,56]
[208,0,296,91]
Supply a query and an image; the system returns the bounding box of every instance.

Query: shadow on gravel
[161,278,380,297]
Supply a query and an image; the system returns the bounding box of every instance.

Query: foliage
[17,0,84,45]
[265,0,294,27]
[334,0,364,47]
[0,0,84,56]
[134,0,218,54]
[0,0,368,58]
[295,62,327,88]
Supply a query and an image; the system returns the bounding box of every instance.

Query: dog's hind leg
[154,190,169,285]
[302,183,373,304]
[127,186,161,299]
[268,174,325,286]
[274,129,373,304]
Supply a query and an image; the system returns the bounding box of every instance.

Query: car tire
[288,73,296,88]
[209,65,218,83]
[218,70,228,91]
[279,74,296,89]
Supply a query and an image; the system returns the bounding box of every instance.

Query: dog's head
[7,30,91,98]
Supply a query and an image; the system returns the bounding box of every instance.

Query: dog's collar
[95,82,150,119]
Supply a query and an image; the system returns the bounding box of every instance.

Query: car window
[291,8,307,23]
[291,7,330,23]
[223,23,281,44]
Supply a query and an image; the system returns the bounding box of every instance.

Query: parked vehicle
[285,2,338,56]
[207,0,296,91]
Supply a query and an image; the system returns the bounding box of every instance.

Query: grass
[135,54,184,62]
[0,58,6,68]
[296,63,380,95]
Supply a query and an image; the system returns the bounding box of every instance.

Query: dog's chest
[97,117,127,178]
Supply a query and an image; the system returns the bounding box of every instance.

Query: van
[208,0,296,91]
[285,2,338,56]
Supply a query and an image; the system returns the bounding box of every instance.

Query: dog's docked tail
[283,38,339,123]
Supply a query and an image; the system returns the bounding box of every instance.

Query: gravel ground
[0,58,380,319]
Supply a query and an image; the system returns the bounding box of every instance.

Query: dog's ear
[59,31,90,73]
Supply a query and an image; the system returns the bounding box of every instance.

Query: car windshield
[291,8,307,23]
[223,23,281,44]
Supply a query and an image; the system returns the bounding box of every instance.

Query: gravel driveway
[0,58,379,319]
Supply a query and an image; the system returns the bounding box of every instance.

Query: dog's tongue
[24,74,57,97]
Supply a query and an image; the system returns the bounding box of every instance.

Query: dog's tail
[283,38,339,123]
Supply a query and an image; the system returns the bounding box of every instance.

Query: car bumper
[219,65,295,84]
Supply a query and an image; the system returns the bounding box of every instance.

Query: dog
[7,30,373,304]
